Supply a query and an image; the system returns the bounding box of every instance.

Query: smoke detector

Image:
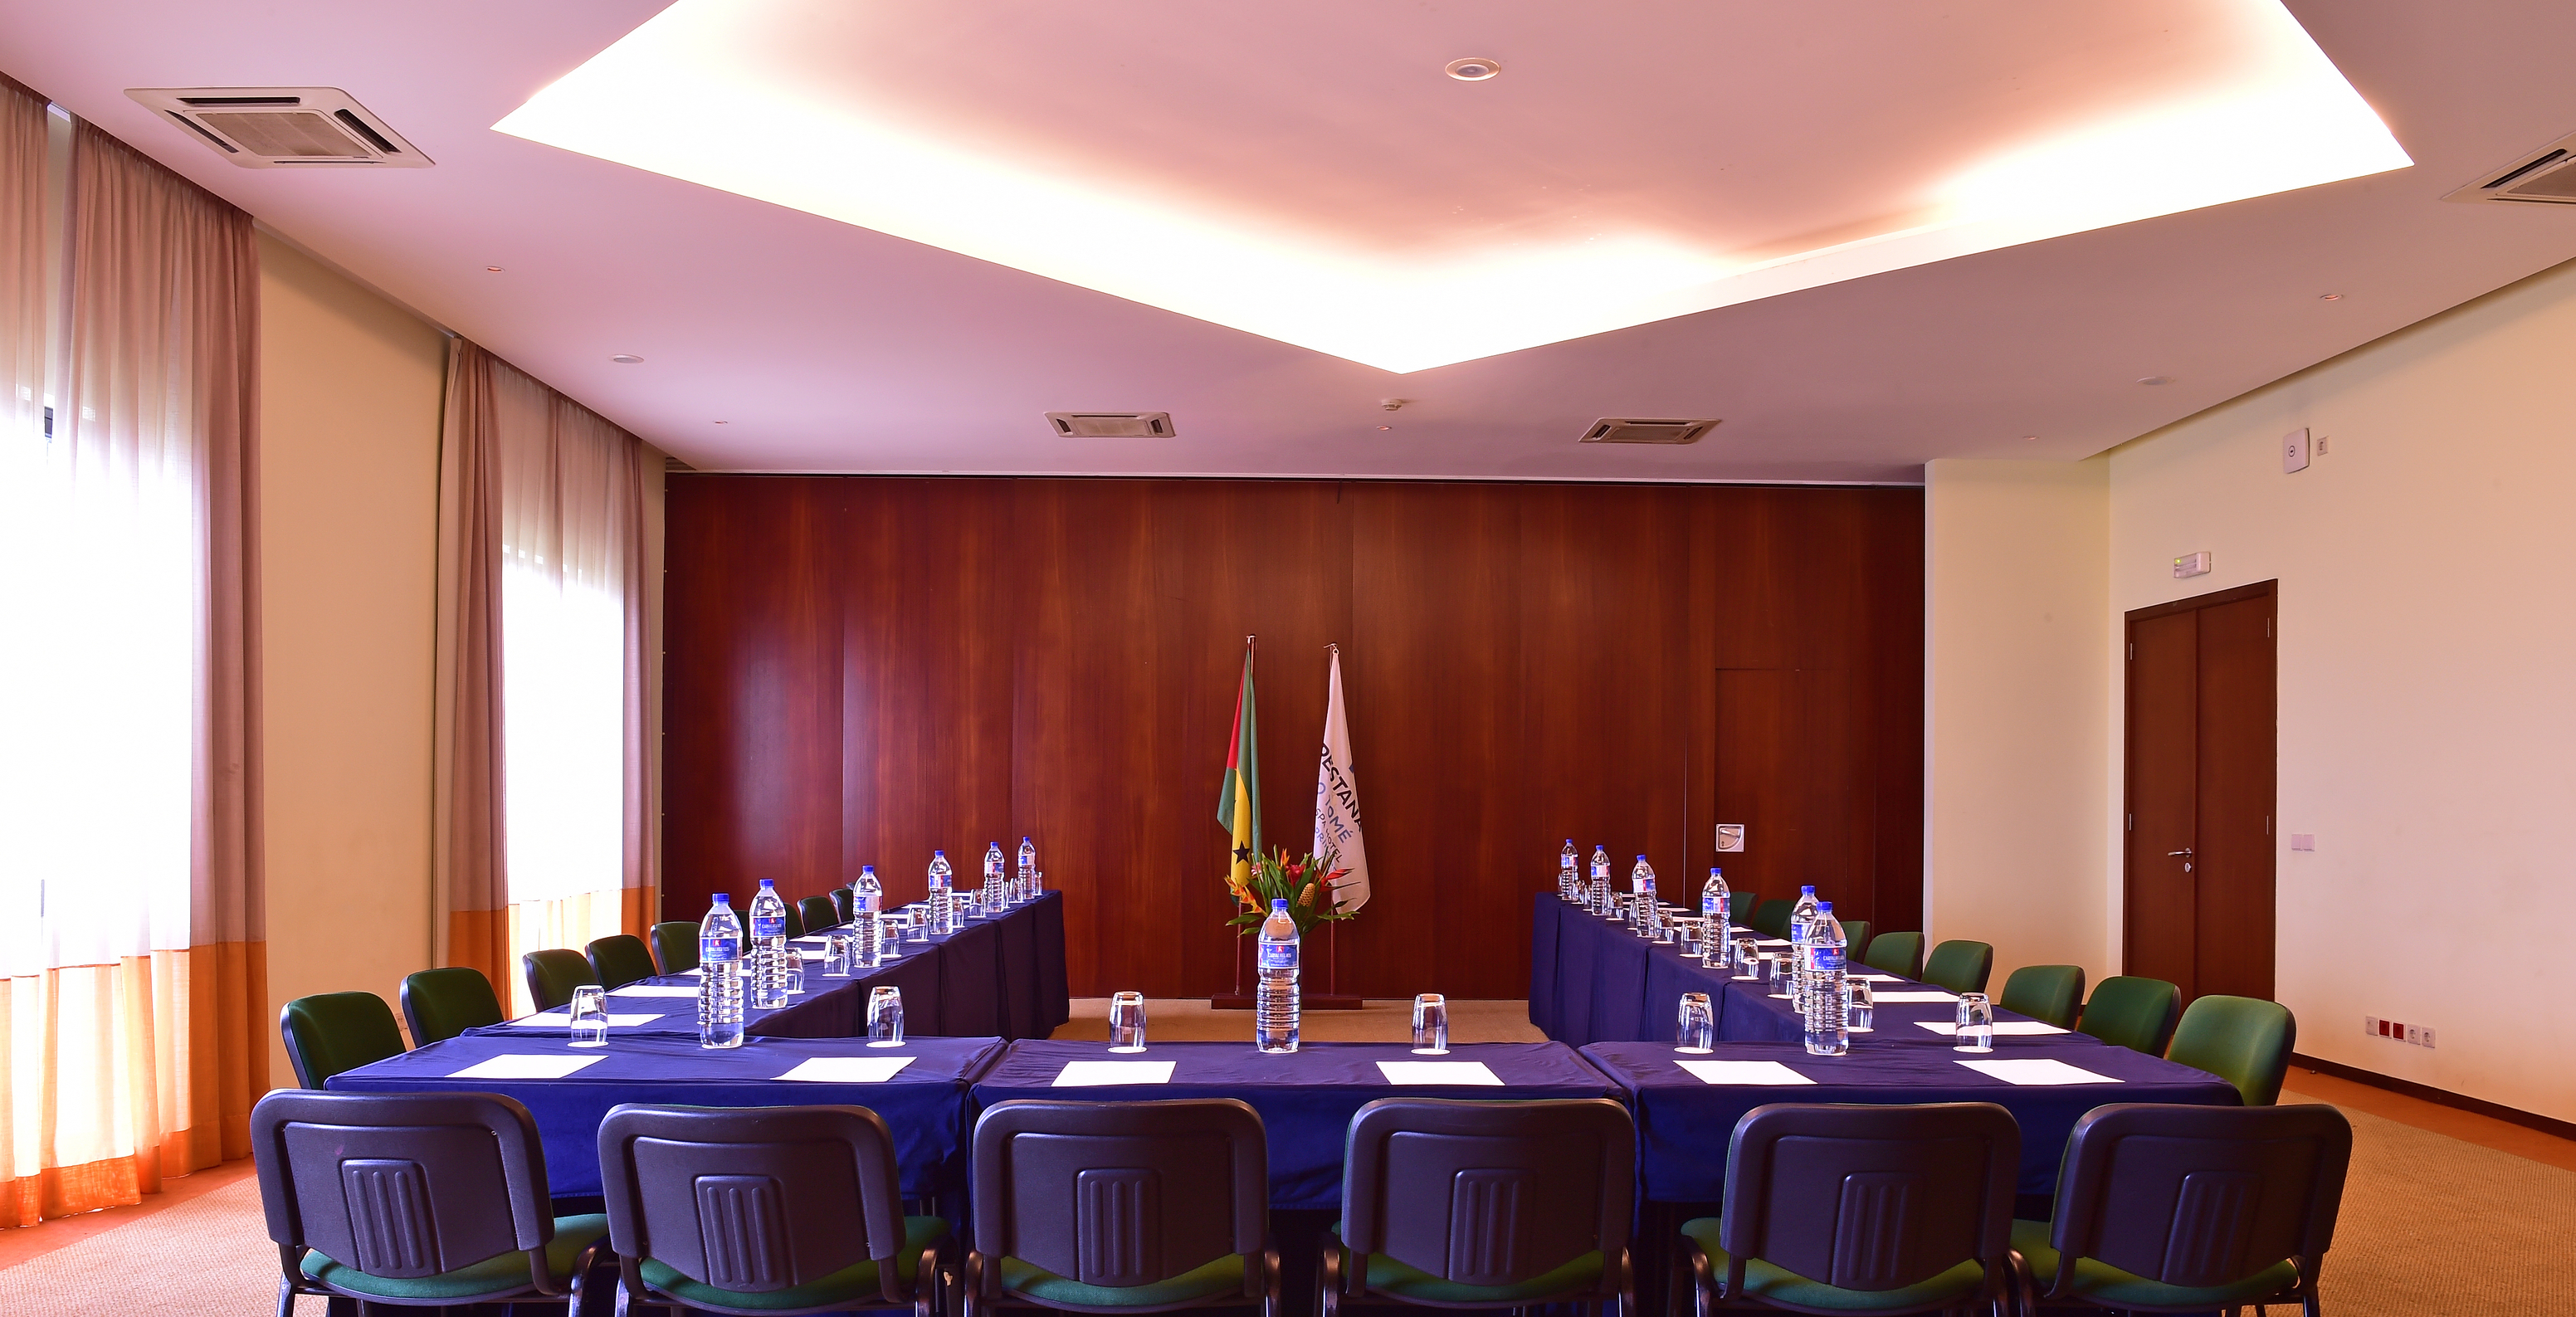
[124,88,431,168]
[2446,129,2576,205]
[1046,412,1174,438]
[1578,417,1720,446]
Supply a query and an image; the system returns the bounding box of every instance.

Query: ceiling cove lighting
[495,0,2410,374]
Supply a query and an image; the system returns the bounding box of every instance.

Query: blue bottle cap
[712,893,731,904]
[1272,899,1290,910]
[1801,885,1817,895]
[1817,901,1833,913]
[759,878,775,887]
[934,849,945,856]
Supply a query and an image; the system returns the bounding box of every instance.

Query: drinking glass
[1411,993,1450,1054]
[1846,979,1876,1032]
[822,934,852,978]
[1676,992,1715,1054]
[782,954,806,997]
[1954,993,1995,1053]
[1675,917,1704,958]
[900,908,929,944]
[1765,954,1795,998]
[866,986,905,1046]
[568,986,610,1048]
[1732,939,1761,979]
[1108,991,1148,1052]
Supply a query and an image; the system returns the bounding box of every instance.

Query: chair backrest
[400,968,505,1047]
[1724,891,1758,927]
[1922,939,1994,993]
[831,888,856,924]
[586,934,659,991]
[777,900,806,940]
[2076,976,2182,1056]
[1998,964,2086,1028]
[279,992,407,1088]
[1861,931,1925,979]
[1749,899,1795,939]
[2047,1103,2350,1299]
[1719,1102,2017,1296]
[973,1099,1267,1291]
[522,949,599,1013]
[2169,995,2297,1106]
[252,1090,554,1285]
[599,1103,911,1300]
[650,921,701,974]
[798,895,840,936]
[1839,920,1873,963]
[1342,1098,1632,1290]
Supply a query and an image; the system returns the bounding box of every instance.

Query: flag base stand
[1211,923,1362,1009]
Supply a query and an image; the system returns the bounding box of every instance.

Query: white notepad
[612,985,704,998]
[778,1056,915,1082]
[1873,992,1963,1003]
[1957,1058,2120,1085]
[796,949,827,960]
[448,1054,606,1080]
[1754,939,1793,947]
[1054,1061,1176,1086]
[1376,1061,1502,1085]
[1677,1060,1815,1085]
[1854,973,1905,983]
[520,1011,666,1028]
[1913,1020,2068,1037]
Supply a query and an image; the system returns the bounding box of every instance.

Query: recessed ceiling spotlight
[2022,435,2038,441]
[2136,375,2174,385]
[1379,398,1407,411]
[485,266,504,272]
[712,420,729,425]
[1444,57,1501,81]
[2319,292,2343,300]
[1377,425,1393,432]
[611,354,644,363]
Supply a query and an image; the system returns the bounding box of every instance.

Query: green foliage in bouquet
[1225,846,1354,936]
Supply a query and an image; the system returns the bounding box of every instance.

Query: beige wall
[256,233,446,1080]
[2105,256,2576,1122]
[1923,459,2113,989]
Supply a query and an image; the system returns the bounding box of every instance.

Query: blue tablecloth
[969,1040,1618,1211]
[1583,1039,2241,1202]
[328,1032,1002,1199]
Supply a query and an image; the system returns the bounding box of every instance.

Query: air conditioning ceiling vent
[1047,412,1174,437]
[124,88,432,168]
[1579,417,1720,445]
[2446,130,2576,205]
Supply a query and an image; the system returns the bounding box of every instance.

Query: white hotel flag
[1314,646,1372,913]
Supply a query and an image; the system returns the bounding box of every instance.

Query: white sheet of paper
[447,1054,606,1080]
[1913,1020,2069,1036]
[1376,1061,1503,1085]
[1873,991,1962,1003]
[1677,1060,1815,1085]
[1854,973,1905,983]
[1957,1058,2120,1085]
[778,1056,916,1082]
[1754,938,1793,946]
[520,1011,665,1027]
[1054,1061,1176,1086]
[796,949,827,960]
[612,985,704,998]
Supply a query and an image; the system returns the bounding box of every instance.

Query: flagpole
[1214,635,1258,1009]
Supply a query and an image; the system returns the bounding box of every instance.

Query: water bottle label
[1703,895,1722,917]
[1258,943,1298,970]
[858,892,880,912]
[750,915,783,938]
[701,935,739,962]
[1810,947,1844,973]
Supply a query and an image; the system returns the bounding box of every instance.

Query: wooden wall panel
[663,476,1924,999]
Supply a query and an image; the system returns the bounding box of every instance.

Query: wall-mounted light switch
[2283,427,2310,473]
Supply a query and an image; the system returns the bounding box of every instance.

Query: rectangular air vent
[2445,130,2576,205]
[1046,412,1174,438]
[1579,417,1720,445]
[124,88,432,168]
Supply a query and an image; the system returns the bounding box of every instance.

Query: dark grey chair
[648,920,700,974]
[1326,1098,1635,1317]
[398,967,505,1046]
[598,1102,949,1316]
[1681,1102,2020,1315]
[522,948,598,1013]
[585,933,659,990]
[832,887,857,924]
[251,1089,606,1313]
[799,894,842,936]
[2014,1102,2352,1313]
[966,1098,1276,1317]
[277,991,406,1089]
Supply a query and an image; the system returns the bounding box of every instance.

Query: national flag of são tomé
[1217,641,1261,902]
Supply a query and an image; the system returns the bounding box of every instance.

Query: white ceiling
[3,1,2572,483]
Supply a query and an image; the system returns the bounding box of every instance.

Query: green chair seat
[1749,899,1796,939]
[399,967,505,1046]
[643,1215,947,1312]
[650,920,700,974]
[998,1250,1248,1308]
[1364,1248,1601,1304]
[1861,931,1924,979]
[1681,1218,1984,1313]
[2167,994,2296,1106]
[2009,1218,2296,1309]
[1998,964,2085,1029]
[304,1213,607,1301]
[279,991,407,1088]
[2076,976,2180,1056]
[1922,939,1993,994]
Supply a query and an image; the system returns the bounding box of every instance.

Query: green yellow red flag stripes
[1218,639,1261,905]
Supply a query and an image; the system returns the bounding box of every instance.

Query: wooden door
[2123,582,2276,1002]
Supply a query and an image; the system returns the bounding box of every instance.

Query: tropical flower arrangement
[1226,846,1354,936]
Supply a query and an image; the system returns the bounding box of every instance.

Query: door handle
[2167,846,2193,873]
[2166,848,2193,857]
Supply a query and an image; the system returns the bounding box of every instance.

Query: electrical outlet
[2403,1024,2421,1045]
[2421,1027,2436,1049]
[2364,1015,2381,1037]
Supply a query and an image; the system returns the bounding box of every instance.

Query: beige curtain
[0,105,266,1226]
[436,341,656,1016]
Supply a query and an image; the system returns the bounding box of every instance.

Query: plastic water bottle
[1589,846,1612,915]
[1700,867,1731,966]
[749,880,791,1009]
[1559,839,1578,901]
[1804,900,1849,1056]
[1255,899,1300,1053]
[852,865,884,966]
[927,850,954,934]
[1788,885,1820,1011]
[1630,856,1658,939]
[697,894,744,1049]
[1017,837,1037,903]
[981,841,1006,908]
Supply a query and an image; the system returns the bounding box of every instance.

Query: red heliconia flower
[1285,861,1305,879]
